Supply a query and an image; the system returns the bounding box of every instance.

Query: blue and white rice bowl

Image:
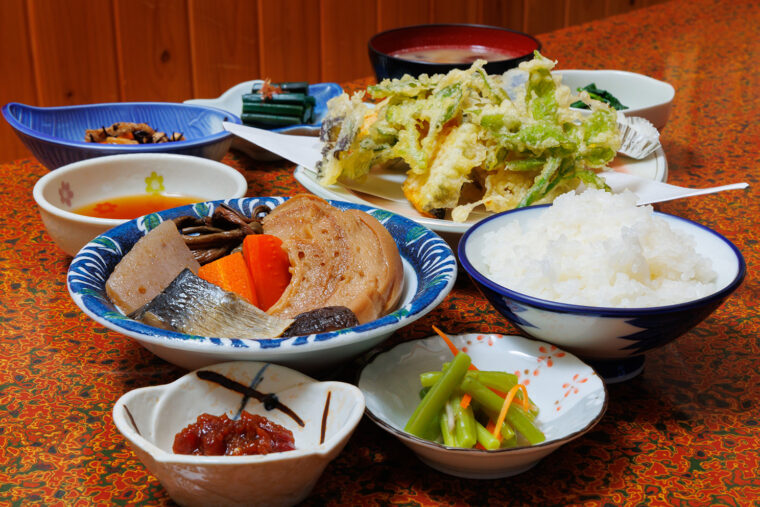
[68,197,457,371]
[458,205,745,382]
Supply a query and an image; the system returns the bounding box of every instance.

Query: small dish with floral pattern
[358,333,607,479]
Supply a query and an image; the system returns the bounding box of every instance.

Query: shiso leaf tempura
[317,51,621,221]
[404,328,545,449]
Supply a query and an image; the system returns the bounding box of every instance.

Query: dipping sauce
[172,410,295,456]
[390,45,522,64]
[72,194,203,219]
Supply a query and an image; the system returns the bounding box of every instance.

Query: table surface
[2,0,759,504]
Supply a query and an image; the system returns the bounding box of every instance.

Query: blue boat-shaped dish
[2,101,242,170]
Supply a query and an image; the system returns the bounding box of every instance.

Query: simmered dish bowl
[458,190,746,382]
[67,197,457,371]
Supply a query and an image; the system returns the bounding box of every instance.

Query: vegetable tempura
[317,52,622,222]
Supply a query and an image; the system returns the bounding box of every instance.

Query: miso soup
[390,45,521,64]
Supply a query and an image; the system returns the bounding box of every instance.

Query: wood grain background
[0,0,666,162]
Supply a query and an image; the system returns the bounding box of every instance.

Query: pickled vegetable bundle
[241,81,316,128]
[405,328,545,449]
[317,52,622,222]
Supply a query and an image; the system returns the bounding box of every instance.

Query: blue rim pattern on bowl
[458,205,747,356]
[67,197,457,353]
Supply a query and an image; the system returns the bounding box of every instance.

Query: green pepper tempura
[317,51,622,222]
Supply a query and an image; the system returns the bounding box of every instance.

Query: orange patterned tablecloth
[1,0,758,504]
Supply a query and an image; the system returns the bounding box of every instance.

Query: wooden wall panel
[320,0,377,82]
[114,0,194,102]
[0,0,36,160]
[0,0,667,163]
[430,0,482,24]
[480,0,526,32]
[258,0,322,83]
[27,0,119,105]
[524,0,567,35]
[568,0,607,26]
[377,0,431,31]
[188,0,261,98]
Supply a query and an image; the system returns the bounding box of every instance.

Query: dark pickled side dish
[172,410,295,456]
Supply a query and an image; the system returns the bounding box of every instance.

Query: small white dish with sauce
[113,361,364,507]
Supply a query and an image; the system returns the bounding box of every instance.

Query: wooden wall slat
[0,0,667,163]
[320,0,377,82]
[377,0,431,31]
[480,0,526,32]
[27,0,120,105]
[568,0,607,27]
[113,0,194,102]
[0,0,36,160]
[257,0,322,83]
[524,0,567,35]
[430,0,482,24]
[188,0,261,98]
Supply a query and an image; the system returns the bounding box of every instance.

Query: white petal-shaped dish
[554,69,675,130]
[358,334,607,479]
[113,361,364,507]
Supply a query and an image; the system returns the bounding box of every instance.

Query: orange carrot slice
[492,384,530,441]
[197,251,258,306]
[243,234,291,311]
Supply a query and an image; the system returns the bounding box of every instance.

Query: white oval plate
[294,146,668,235]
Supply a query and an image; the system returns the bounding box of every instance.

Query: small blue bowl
[2,101,242,170]
[67,197,457,372]
[458,205,746,383]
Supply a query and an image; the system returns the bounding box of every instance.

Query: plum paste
[172,410,295,456]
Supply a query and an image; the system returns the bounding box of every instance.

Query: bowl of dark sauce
[368,24,541,81]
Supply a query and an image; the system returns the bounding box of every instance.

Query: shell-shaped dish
[184,81,343,160]
[2,101,241,170]
[113,361,364,507]
[67,197,457,371]
[358,333,607,478]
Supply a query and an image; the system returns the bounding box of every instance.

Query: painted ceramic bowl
[554,70,675,129]
[33,153,248,256]
[68,197,457,371]
[458,205,746,382]
[369,24,540,81]
[113,361,364,507]
[2,101,241,170]
[358,333,607,479]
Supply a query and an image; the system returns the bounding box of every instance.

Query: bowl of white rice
[458,189,745,382]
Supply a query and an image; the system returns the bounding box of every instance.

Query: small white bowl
[33,153,248,256]
[358,333,607,479]
[554,69,675,129]
[113,361,365,507]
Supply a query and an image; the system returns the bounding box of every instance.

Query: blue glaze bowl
[458,205,746,383]
[68,197,457,372]
[2,101,241,170]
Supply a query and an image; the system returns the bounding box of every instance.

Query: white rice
[480,189,717,307]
